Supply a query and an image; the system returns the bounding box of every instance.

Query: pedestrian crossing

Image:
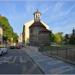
[0,56,28,64]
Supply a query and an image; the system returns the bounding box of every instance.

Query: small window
[30,29,33,33]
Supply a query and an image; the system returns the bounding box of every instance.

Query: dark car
[10,46,16,49]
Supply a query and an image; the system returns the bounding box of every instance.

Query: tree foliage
[69,35,75,45]
[53,32,63,44]
[64,29,75,45]
[13,33,18,43]
[0,16,18,42]
[49,31,55,42]
[64,34,70,44]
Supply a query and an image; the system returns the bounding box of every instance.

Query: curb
[24,48,45,74]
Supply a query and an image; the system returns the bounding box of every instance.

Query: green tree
[64,34,70,44]
[0,16,18,43]
[0,16,13,41]
[53,32,63,44]
[69,29,75,45]
[69,35,75,45]
[13,33,18,43]
[49,31,55,42]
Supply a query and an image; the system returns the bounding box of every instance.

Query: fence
[39,46,75,63]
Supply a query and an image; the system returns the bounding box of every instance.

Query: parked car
[16,45,22,49]
[10,46,16,49]
[0,47,8,56]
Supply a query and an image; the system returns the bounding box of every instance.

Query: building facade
[18,33,23,44]
[0,25,3,45]
[23,10,51,46]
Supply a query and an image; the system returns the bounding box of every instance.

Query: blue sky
[0,0,75,35]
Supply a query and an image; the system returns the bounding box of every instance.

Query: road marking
[0,56,13,63]
[0,55,32,64]
[11,56,17,63]
[50,66,74,73]
[19,56,27,63]
[62,66,74,73]
[47,60,64,65]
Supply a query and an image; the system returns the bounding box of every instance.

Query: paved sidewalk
[25,46,75,74]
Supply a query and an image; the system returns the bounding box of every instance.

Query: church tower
[23,9,50,46]
[33,9,41,22]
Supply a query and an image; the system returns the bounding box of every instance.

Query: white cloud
[52,2,64,13]
[49,2,75,22]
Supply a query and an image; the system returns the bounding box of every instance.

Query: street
[0,48,44,74]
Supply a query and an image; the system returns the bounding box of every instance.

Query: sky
[0,0,75,35]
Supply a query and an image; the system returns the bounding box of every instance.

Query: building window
[30,29,33,33]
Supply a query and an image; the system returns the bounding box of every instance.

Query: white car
[0,47,8,55]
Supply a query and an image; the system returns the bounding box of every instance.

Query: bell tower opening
[33,9,41,22]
